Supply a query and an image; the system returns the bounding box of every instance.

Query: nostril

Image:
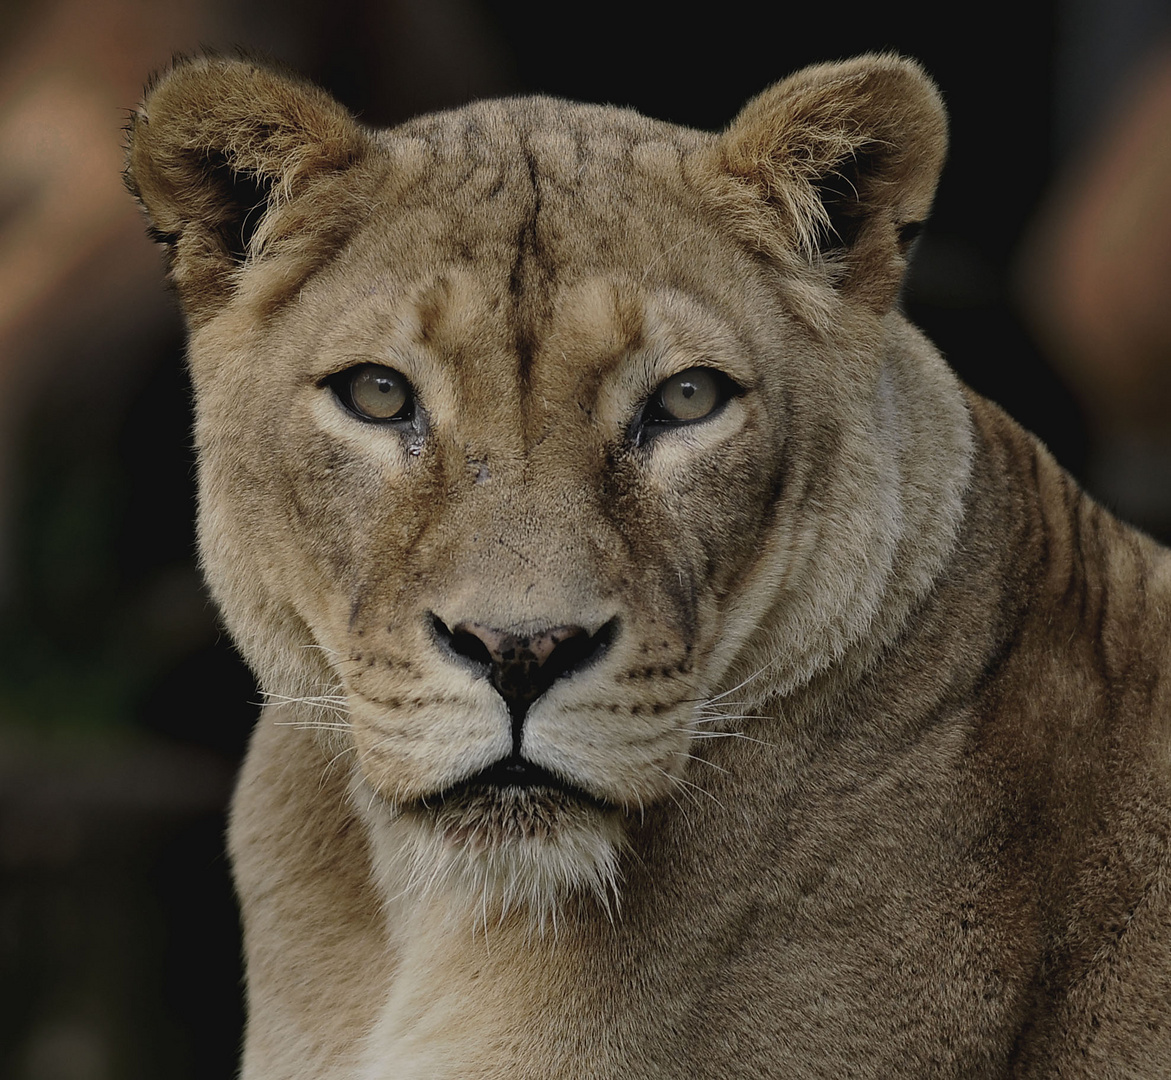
[543,618,616,683]
[430,613,493,672]
[449,627,494,669]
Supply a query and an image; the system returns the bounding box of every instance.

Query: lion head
[126,54,968,925]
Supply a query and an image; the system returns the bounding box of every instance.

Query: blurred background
[1,0,1169,1076]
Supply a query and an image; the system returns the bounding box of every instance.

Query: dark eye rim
[629,366,744,447]
[321,363,416,424]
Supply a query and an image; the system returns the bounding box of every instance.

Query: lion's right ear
[125,56,375,325]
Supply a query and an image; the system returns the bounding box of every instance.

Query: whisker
[673,751,728,774]
[689,712,770,724]
[650,767,693,815]
[318,745,357,789]
[653,764,721,810]
[704,660,777,705]
[261,692,349,707]
[670,768,725,808]
[683,729,771,746]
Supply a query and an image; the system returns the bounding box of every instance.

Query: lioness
[126,53,1171,1078]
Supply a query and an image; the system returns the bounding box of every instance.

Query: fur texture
[126,54,1171,1078]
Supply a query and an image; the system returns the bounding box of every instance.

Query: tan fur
[126,54,1171,1078]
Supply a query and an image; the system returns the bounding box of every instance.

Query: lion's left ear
[713,54,947,313]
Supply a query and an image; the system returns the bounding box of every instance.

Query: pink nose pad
[451,622,589,715]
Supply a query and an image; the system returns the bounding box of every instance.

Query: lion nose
[432,616,615,741]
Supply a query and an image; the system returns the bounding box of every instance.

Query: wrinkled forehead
[386,94,713,209]
[350,97,726,297]
[298,99,755,388]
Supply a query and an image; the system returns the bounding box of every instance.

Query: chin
[359,768,629,935]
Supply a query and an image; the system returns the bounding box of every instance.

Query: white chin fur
[358,780,627,935]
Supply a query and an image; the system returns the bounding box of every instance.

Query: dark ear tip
[897,220,924,253]
[145,225,180,247]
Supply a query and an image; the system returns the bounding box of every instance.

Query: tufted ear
[715,54,947,313]
[125,56,376,326]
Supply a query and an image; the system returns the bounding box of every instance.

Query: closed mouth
[425,754,613,812]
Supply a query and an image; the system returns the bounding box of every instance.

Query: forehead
[387,95,711,221]
[342,97,733,299]
[295,99,761,378]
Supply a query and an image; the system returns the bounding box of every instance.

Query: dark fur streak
[510,139,547,387]
[1027,447,1052,577]
[1085,508,1114,685]
[1056,475,1084,617]
[1073,500,1091,628]
[968,605,1030,713]
[897,220,923,252]
[758,445,791,533]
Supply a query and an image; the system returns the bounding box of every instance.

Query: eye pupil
[329,364,414,422]
[658,368,721,423]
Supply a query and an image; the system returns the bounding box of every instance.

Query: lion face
[127,58,957,919]
[196,144,794,909]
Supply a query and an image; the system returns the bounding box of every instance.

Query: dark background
[1,0,1168,1076]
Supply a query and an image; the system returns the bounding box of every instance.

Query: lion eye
[634,367,738,443]
[327,364,414,422]
[655,369,721,422]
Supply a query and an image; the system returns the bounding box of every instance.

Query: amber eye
[327,364,414,422]
[634,367,739,443]
[656,369,722,421]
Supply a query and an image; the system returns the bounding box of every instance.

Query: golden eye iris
[347,365,410,420]
[658,368,721,422]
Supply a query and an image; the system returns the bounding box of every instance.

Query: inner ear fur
[715,54,948,313]
[125,56,374,324]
